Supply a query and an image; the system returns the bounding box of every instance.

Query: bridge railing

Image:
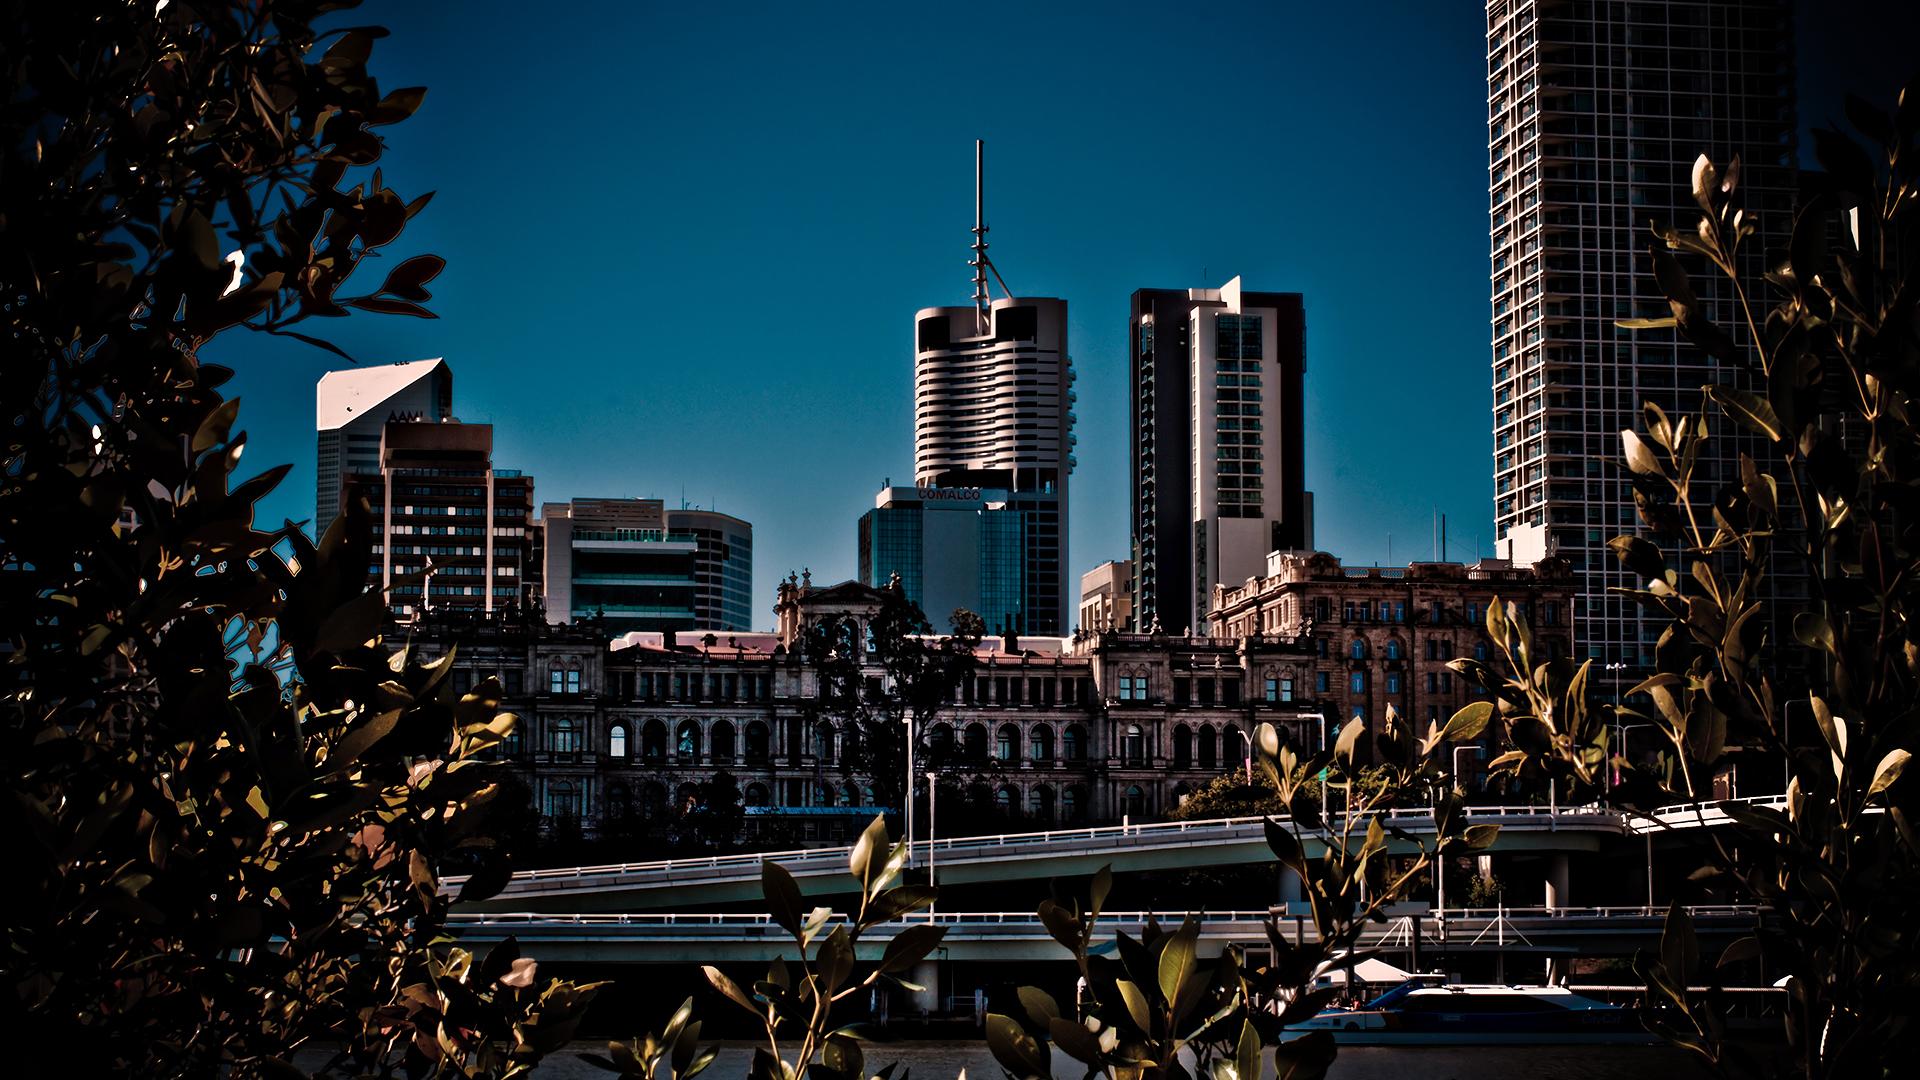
[465,803,1625,889]
[441,903,1760,930]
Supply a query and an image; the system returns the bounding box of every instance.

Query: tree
[1466,83,1920,1078]
[685,769,746,854]
[799,585,983,815]
[1,4,591,1075]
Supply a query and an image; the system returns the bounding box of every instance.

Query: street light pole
[927,769,939,920]
[903,711,915,875]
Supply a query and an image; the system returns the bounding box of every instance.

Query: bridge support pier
[907,959,940,1015]
[1544,853,1570,911]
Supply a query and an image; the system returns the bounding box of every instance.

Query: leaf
[879,924,946,973]
[763,862,803,938]
[1440,701,1494,745]
[1235,1017,1262,1080]
[1660,901,1698,986]
[344,295,437,318]
[1621,429,1663,475]
[985,1013,1050,1079]
[1017,986,1060,1030]
[1461,823,1500,850]
[1869,749,1911,797]
[379,254,445,301]
[1608,536,1669,584]
[1795,613,1837,656]
[1273,1031,1336,1080]
[329,708,400,770]
[1616,316,1679,330]
[1333,717,1364,764]
[850,813,889,896]
[1704,384,1782,442]
[703,965,759,1016]
[1156,917,1199,1017]
[1263,817,1303,870]
[1115,979,1152,1035]
[1048,1015,1103,1062]
[1090,865,1113,918]
[194,398,242,453]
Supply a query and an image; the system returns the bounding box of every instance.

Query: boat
[1285,982,1655,1046]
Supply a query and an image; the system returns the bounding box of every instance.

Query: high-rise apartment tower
[1485,0,1795,678]
[1130,279,1310,635]
[909,141,1075,635]
[315,358,452,532]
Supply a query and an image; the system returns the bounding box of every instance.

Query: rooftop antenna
[968,139,1014,335]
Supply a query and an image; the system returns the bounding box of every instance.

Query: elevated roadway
[452,798,1785,914]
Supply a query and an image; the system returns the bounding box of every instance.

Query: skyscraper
[667,507,755,631]
[907,141,1075,635]
[857,483,1030,635]
[350,419,536,617]
[314,358,452,532]
[540,499,699,635]
[1485,0,1795,676]
[1130,279,1310,636]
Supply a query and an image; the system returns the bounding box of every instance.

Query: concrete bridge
[445,904,1760,965]
[452,797,1783,913]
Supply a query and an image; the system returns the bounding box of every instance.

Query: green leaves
[762,862,804,939]
[1438,702,1494,746]
[1704,384,1782,443]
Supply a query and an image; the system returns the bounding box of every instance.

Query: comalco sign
[916,487,982,501]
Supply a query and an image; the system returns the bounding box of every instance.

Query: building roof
[316,358,447,431]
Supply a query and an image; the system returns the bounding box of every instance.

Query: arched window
[711,720,736,764]
[745,782,769,807]
[995,786,1018,817]
[604,781,631,819]
[1385,638,1403,660]
[1123,724,1146,766]
[930,723,955,762]
[815,722,836,763]
[1172,724,1193,768]
[964,723,988,761]
[997,724,1020,761]
[1225,725,1245,769]
[1030,724,1054,763]
[546,779,580,820]
[1122,785,1145,819]
[841,725,861,763]
[1350,638,1368,660]
[641,719,667,763]
[550,716,578,756]
[1063,786,1084,822]
[1199,726,1218,769]
[843,782,860,807]
[1064,724,1087,762]
[676,721,701,763]
[607,721,628,760]
[746,721,770,764]
[548,663,563,695]
[1031,785,1055,822]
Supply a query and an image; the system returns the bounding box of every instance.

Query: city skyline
[215,1,1914,631]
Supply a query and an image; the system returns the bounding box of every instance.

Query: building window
[1350,671,1366,694]
[997,725,1019,762]
[676,721,701,763]
[1122,785,1145,819]
[1030,725,1054,762]
[711,721,736,764]
[608,722,629,760]
[1475,642,1490,661]
[1123,724,1146,766]
[1350,638,1367,660]
[1386,639,1402,660]
[549,668,563,694]
[1173,725,1193,768]
[1316,638,1329,658]
[550,717,578,756]
[1386,672,1403,695]
[1264,677,1279,702]
[1064,724,1087,761]
[1316,672,1330,693]
[1280,676,1294,701]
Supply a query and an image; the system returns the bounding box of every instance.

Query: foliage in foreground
[1463,85,1920,1078]
[2,3,593,1075]
[986,714,1498,1080]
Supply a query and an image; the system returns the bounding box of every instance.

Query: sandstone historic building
[404,557,1572,848]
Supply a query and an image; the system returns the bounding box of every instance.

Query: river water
[531,1040,1710,1078]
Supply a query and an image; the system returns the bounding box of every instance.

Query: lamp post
[1235,727,1254,786]
[1617,722,1658,912]
[903,710,915,875]
[1601,662,1629,789]
[926,769,939,920]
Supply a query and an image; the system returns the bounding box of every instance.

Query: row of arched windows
[598,718,772,765]
[928,722,1089,764]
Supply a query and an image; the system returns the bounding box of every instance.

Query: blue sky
[216,0,1909,630]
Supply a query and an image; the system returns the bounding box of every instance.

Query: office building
[908,142,1074,634]
[1208,550,1575,733]
[1485,0,1796,679]
[1130,279,1310,636]
[350,419,536,616]
[1078,560,1133,635]
[315,358,452,532]
[857,484,1029,635]
[540,499,699,636]
[666,507,755,632]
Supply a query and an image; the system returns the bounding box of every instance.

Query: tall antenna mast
[970,139,990,335]
[968,139,1016,336]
